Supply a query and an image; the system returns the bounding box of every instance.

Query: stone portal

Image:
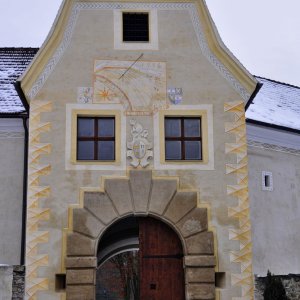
[65,170,216,300]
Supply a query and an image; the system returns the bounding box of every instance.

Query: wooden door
[139,218,185,300]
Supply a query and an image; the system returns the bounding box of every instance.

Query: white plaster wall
[247,123,300,150]
[248,145,300,276]
[0,265,13,299]
[0,119,24,265]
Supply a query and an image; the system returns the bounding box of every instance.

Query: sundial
[93,59,167,115]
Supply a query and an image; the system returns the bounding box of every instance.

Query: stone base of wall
[0,265,25,300]
[255,274,300,300]
[12,266,25,300]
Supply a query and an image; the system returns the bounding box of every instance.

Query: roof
[0,48,299,132]
[246,76,300,132]
[0,48,38,114]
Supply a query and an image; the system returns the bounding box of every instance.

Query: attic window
[123,12,149,42]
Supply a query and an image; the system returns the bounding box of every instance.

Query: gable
[18,0,257,104]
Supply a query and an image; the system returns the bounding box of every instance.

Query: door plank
[139,218,185,300]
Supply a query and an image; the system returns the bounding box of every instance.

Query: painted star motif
[97,88,115,101]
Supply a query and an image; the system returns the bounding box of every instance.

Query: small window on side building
[262,171,273,191]
[123,12,149,42]
[77,117,115,161]
[164,117,202,160]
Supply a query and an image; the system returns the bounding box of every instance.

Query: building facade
[0,1,299,300]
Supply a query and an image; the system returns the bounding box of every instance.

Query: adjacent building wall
[248,124,300,276]
[0,118,24,265]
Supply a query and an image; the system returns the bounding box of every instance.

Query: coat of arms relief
[127,120,153,168]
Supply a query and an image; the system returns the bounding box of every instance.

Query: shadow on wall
[255,272,300,300]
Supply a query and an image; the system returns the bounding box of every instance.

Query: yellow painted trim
[21,0,71,95]
[195,1,257,95]
[26,101,53,299]
[61,185,97,272]
[70,109,121,165]
[196,192,220,274]
[21,0,256,103]
[158,109,209,164]
[224,101,254,298]
[61,181,115,273]
[60,293,66,300]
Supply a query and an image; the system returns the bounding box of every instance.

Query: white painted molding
[0,132,24,139]
[247,139,300,156]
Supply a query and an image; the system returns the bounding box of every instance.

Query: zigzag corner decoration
[25,100,52,300]
[224,101,254,300]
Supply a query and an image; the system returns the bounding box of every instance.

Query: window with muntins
[77,117,115,161]
[123,12,149,42]
[164,117,202,160]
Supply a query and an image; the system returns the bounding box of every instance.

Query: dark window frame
[122,12,150,42]
[164,116,202,161]
[77,116,115,161]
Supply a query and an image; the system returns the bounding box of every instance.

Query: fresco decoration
[26,101,52,300]
[127,119,153,168]
[248,139,300,156]
[27,3,250,102]
[224,101,254,300]
[93,60,167,115]
[77,87,93,103]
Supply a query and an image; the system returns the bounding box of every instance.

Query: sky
[0,0,299,86]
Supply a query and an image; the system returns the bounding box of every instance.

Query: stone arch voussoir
[65,170,216,300]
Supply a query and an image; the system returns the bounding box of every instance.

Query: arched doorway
[65,170,216,300]
[96,217,139,300]
[96,216,185,300]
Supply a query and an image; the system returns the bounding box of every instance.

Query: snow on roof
[246,76,300,131]
[0,48,38,114]
[1,49,299,132]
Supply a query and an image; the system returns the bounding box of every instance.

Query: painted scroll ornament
[127,120,153,168]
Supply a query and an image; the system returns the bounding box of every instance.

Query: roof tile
[0,48,38,114]
[246,76,300,131]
